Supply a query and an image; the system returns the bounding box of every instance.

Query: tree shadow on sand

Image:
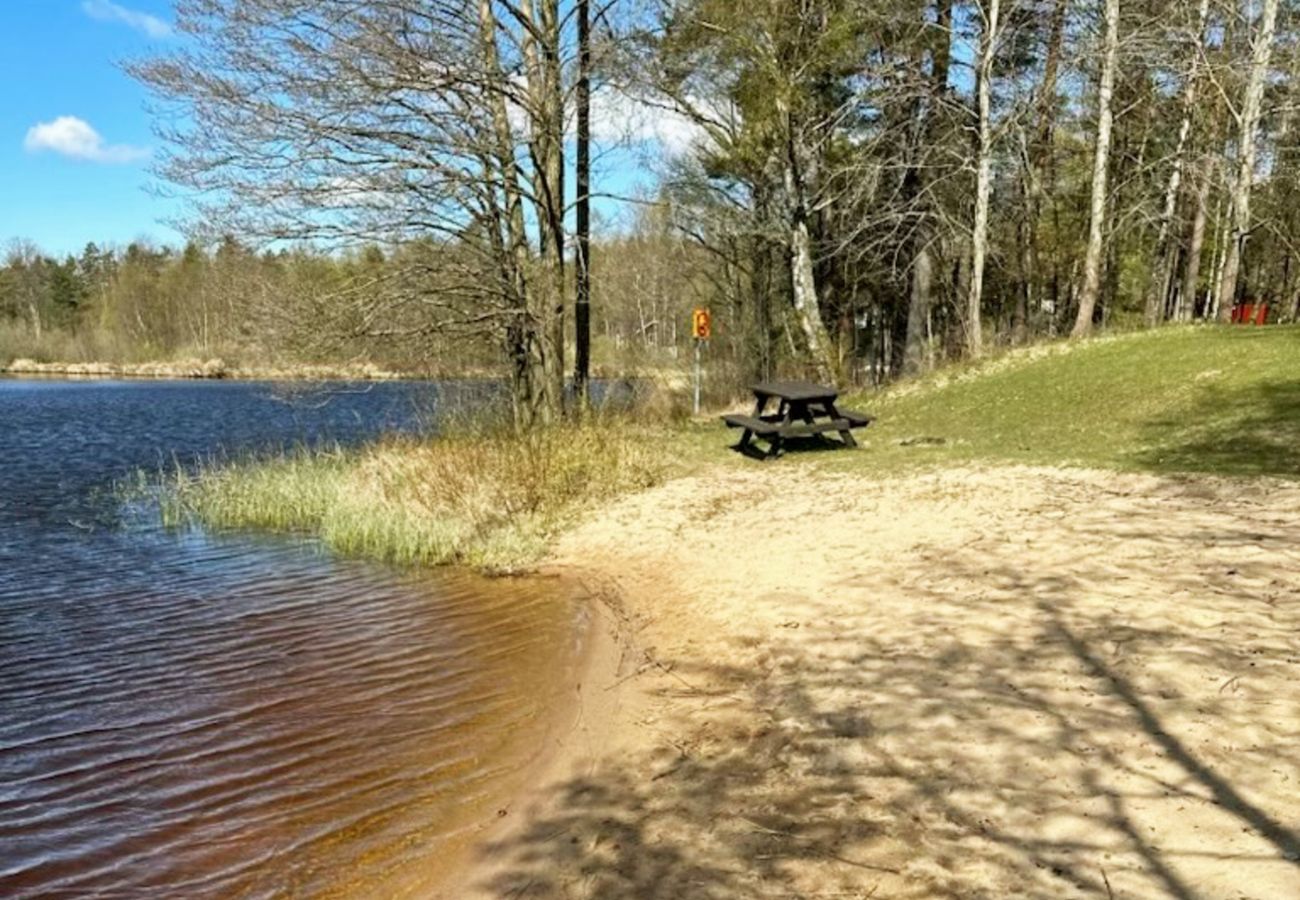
[476,518,1300,898]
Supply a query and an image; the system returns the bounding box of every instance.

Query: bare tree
[3,240,47,340]
[1072,0,1121,337]
[1013,0,1070,342]
[1143,0,1210,326]
[131,0,574,425]
[903,0,956,376]
[783,105,837,383]
[1216,0,1281,320]
[967,0,1004,358]
[1178,156,1214,320]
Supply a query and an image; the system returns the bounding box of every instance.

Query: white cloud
[498,72,712,157]
[587,89,712,157]
[82,0,172,38]
[24,116,150,164]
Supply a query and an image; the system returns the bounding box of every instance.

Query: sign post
[691,308,711,415]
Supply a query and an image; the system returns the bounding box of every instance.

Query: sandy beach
[458,463,1300,899]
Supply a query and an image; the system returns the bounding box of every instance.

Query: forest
[4,0,1300,420]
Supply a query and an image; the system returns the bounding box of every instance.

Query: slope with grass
[835,325,1300,478]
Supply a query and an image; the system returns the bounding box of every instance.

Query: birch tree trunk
[966,0,1001,359]
[1208,186,1230,319]
[1217,0,1281,320]
[789,210,834,382]
[1072,0,1120,337]
[783,111,836,383]
[1144,0,1209,326]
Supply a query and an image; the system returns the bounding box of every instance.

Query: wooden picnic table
[722,380,873,459]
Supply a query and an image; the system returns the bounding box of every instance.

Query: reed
[161,416,671,570]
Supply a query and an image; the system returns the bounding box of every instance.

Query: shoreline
[431,577,638,899]
[0,358,486,382]
[1,357,679,386]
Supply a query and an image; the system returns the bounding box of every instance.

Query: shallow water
[0,379,585,897]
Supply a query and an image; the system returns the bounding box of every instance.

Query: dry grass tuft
[161,417,672,570]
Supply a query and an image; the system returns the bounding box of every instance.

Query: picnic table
[722,381,873,459]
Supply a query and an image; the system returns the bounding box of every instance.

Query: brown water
[0,380,587,897]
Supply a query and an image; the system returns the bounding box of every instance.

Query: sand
[458,464,1300,899]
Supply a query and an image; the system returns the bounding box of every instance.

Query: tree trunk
[573,0,592,406]
[1217,0,1280,320]
[1179,157,1213,320]
[520,0,566,411]
[790,214,834,382]
[1144,0,1209,327]
[953,233,973,354]
[1035,0,1069,335]
[1208,186,1229,319]
[751,181,778,381]
[1072,0,1120,338]
[782,114,836,382]
[903,0,953,372]
[1012,188,1031,343]
[478,0,550,427]
[966,0,1001,358]
[904,245,933,376]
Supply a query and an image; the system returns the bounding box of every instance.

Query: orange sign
[692,308,712,341]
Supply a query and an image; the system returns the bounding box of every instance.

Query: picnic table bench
[722,381,874,459]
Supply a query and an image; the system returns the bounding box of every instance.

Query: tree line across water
[0,228,710,380]
[5,1,1300,420]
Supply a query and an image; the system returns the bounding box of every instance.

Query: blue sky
[1,1,184,257]
[0,1,683,258]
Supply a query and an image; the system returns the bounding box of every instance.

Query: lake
[0,378,589,897]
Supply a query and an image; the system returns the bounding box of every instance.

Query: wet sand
[456,464,1300,899]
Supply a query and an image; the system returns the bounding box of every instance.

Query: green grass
[823,325,1300,478]
[663,325,1300,479]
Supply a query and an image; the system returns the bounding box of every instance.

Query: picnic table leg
[766,400,796,459]
[766,432,783,459]
[826,401,858,448]
[740,394,769,457]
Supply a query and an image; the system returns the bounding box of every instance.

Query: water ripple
[0,380,584,897]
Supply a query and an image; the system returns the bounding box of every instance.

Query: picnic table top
[751,380,839,402]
